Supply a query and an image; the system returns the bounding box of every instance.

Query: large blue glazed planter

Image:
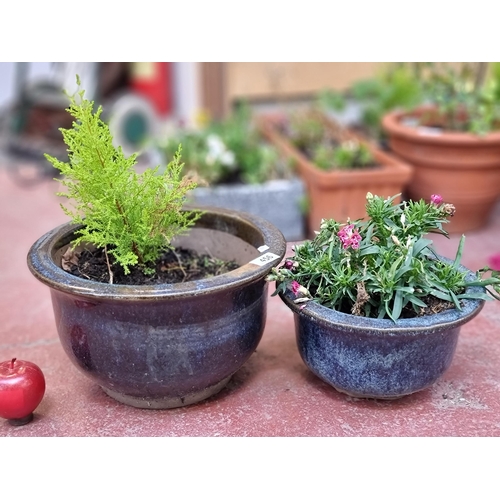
[279,262,485,399]
[27,207,286,409]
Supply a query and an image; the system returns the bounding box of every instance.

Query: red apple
[0,358,46,426]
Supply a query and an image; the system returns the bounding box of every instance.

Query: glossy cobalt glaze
[279,263,485,399]
[27,207,286,409]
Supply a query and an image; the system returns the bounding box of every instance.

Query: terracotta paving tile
[1,163,500,437]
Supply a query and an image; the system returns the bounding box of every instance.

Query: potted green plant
[26,79,286,409]
[159,103,306,241]
[267,192,500,399]
[317,62,423,147]
[257,109,412,237]
[381,62,500,233]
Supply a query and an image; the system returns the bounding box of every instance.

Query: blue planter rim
[27,206,286,301]
[279,257,485,335]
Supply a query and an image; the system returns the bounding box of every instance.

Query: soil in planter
[63,246,240,285]
[395,294,457,319]
[308,285,458,319]
[353,294,456,319]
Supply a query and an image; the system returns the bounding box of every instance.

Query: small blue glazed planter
[279,262,485,399]
[27,207,286,409]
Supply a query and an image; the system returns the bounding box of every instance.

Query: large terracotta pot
[27,207,286,409]
[278,258,485,399]
[258,112,413,236]
[382,107,500,233]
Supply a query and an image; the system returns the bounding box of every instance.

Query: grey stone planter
[188,178,306,241]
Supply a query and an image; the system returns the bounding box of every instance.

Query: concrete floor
[1,154,500,437]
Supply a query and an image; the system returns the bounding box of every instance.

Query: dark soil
[63,246,240,285]
[349,293,457,319]
[316,289,458,319]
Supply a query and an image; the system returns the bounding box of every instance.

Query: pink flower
[283,260,294,270]
[488,253,500,271]
[291,280,301,295]
[430,194,443,204]
[338,224,362,250]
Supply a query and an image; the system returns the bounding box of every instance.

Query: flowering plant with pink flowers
[268,192,500,321]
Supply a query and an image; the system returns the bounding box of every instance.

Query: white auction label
[249,252,281,266]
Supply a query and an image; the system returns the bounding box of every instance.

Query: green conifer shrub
[45,77,201,276]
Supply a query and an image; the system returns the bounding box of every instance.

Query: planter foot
[100,375,233,409]
[333,385,415,400]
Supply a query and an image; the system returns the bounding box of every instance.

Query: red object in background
[0,358,46,426]
[489,253,500,271]
[130,62,172,116]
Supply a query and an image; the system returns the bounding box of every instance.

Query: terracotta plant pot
[278,258,484,399]
[258,112,413,236]
[382,106,500,233]
[27,207,286,409]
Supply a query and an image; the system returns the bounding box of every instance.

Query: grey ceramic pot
[279,262,485,399]
[27,207,286,409]
[188,178,306,241]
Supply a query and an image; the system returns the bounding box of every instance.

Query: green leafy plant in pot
[268,193,500,399]
[159,102,306,241]
[161,103,290,185]
[382,62,500,233]
[285,110,376,171]
[26,78,286,409]
[45,83,202,281]
[317,62,423,146]
[257,108,412,236]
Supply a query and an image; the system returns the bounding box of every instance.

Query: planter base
[101,375,232,409]
[330,384,423,401]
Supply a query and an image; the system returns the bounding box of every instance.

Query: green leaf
[359,246,380,256]
[453,235,466,268]
[394,265,412,281]
[412,238,433,256]
[449,290,461,309]
[391,290,403,321]
[429,289,453,302]
[407,295,427,308]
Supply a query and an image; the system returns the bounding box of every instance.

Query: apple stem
[10,358,16,369]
